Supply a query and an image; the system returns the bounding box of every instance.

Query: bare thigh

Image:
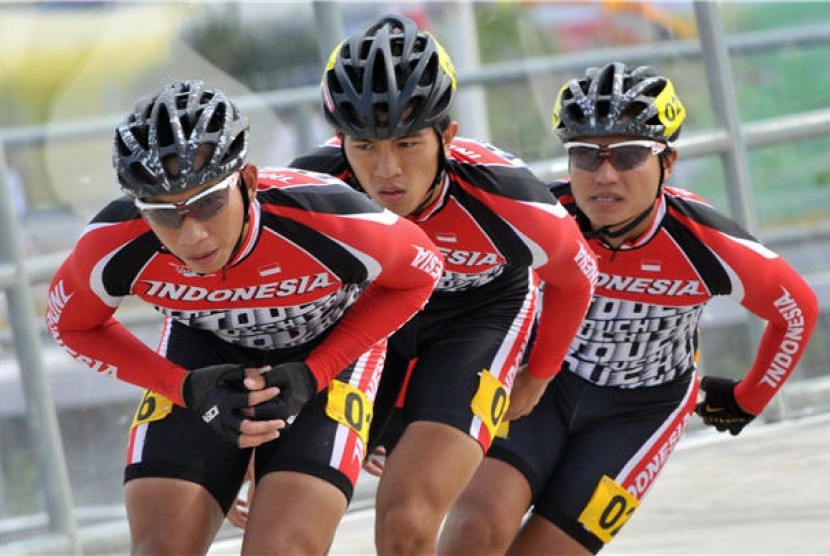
[375,421,483,553]
[508,515,591,556]
[241,471,348,555]
[125,477,225,556]
[438,457,532,555]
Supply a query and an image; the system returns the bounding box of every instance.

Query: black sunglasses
[563,140,668,172]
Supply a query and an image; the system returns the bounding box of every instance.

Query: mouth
[376,188,407,202]
[187,249,219,266]
[589,194,623,205]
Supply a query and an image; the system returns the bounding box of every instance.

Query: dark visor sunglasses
[134,173,239,228]
[563,140,667,172]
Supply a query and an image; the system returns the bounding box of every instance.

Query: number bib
[130,390,174,430]
[470,369,510,439]
[326,380,372,447]
[578,475,640,543]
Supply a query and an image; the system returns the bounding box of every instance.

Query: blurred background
[1,1,829,553]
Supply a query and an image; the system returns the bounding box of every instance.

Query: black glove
[249,362,318,425]
[695,376,756,436]
[182,364,248,445]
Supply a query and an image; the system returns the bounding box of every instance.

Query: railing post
[694,0,787,420]
[0,132,80,553]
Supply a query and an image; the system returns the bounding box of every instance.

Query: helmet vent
[181,111,195,139]
[207,103,226,133]
[132,125,150,151]
[225,133,246,164]
[129,162,156,187]
[114,134,129,157]
[596,100,611,122]
[420,55,438,87]
[155,104,174,148]
[372,55,389,93]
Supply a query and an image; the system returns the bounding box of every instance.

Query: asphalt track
[209,413,830,555]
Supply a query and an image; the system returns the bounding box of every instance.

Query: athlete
[45,79,442,555]
[438,62,819,554]
[290,15,597,554]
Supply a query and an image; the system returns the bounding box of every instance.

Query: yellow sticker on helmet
[324,40,345,73]
[130,389,174,430]
[550,83,570,131]
[470,369,510,439]
[653,79,685,139]
[427,32,457,90]
[326,380,372,447]
[578,475,640,544]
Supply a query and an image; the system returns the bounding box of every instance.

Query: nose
[176,215,210,245]
[594,158,619,182]
[374,147,402,178]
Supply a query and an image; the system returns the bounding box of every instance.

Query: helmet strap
[410,126,447,215]
[339,140,366,194]
[220,170,252,280]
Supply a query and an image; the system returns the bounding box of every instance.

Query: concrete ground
[208,412,830,555]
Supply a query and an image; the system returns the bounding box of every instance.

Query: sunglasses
[135,173,239,228]
[563,140,667,172]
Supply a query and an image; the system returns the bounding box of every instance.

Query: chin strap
[220,174,251,282]
[409,127,447,217]
[582,202,654,242]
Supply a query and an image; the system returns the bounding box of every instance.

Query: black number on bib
[136,391,156,421]
[578,476,640,543]
[344,391,364,430]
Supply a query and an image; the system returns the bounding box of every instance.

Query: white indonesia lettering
[574,243,598,284]
[46,280,119,378]
[595,273,703,297]
[628,413,690,498]
[761,287,805,389]
[142,274,334,301]
[411,245,444,280]
[439,247,501,267]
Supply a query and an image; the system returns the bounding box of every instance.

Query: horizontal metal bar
[2,23,828,148]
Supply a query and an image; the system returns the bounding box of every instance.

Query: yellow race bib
[578,475,640,543]
[326,380,372,447]
[470,369,510,439]
[130,390,174,430]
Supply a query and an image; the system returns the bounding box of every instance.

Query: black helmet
[321,14,457,140]
[551,62,685,143]
[113,80,249,198]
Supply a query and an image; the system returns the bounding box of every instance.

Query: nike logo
[705,404,724,412]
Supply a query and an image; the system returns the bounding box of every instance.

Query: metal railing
[1,2,829,553]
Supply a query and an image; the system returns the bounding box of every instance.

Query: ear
[241,164,258,197]
[661,149,679,180]
[441,121,459,153]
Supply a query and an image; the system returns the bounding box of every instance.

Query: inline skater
[46,79,442,554]
[438,61,818,555]
[291,15,597,554]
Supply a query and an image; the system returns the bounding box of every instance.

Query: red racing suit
[45,167,443,406]
[487,180,818,551]
[291,138,596,449]
[557,182,817,412]
[292,136,596,381]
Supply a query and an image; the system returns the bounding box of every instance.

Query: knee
[132,536,209,556]
[376,503,440,554]
[439,504,511,554]
[243,535,326,556]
